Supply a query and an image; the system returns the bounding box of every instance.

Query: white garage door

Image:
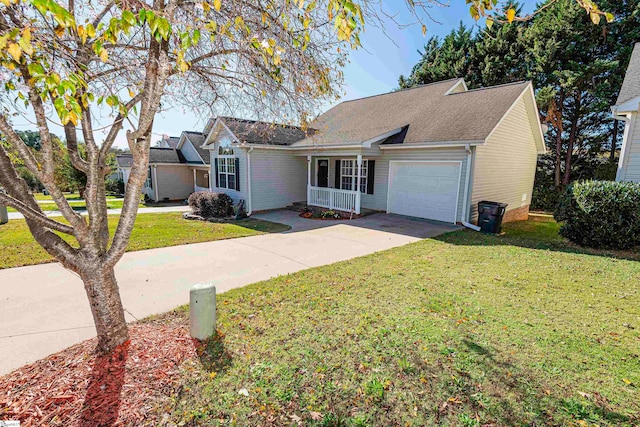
[387,161,461,223]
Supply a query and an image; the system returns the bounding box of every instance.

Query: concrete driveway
[0,210,458,375]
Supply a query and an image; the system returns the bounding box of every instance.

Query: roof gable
[177,131,209,164]
[204,116,311,147]
[616,43,640,106]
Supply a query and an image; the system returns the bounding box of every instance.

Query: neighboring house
[157,135,180,149]
[116,132,211,202]
[612,42,640,182]
[201,78,545,224]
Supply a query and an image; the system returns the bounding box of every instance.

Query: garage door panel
[387,161,460,223]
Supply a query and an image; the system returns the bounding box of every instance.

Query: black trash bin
[477,201,508,234]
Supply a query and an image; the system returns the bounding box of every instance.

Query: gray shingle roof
[616,43,640,106]
[166,137,180,148]
[116,148,185,166]
[184,131,210,164]
[292,79,531,147]
[116,154,133,168]
[219,117,311,146]
[149,147,185,164]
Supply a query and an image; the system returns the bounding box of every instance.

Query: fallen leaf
[309,411,322,420]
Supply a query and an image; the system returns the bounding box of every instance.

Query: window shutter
[334,160,341,189]
[367,160,375,195]
[234,158,240,191]
[214,159,219,188]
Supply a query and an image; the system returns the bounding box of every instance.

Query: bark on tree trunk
[563,92,581,186]
[610,120,618,161]
[80,267,130,353]
[555,129,563,187]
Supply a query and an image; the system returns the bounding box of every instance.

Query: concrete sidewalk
[7,205,190,220]
[0,211,458,375]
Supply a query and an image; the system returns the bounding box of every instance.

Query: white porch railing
[194,185,210,193]
[308,186,360,214]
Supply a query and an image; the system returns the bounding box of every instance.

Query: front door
[317,159,329,188]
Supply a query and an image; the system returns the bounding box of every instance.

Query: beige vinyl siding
[470,96,538,222]
[154,165,193,201]
[619,113,640,182]
[209,139,248,204]
[250,150,307,211]
[361,148,469,222]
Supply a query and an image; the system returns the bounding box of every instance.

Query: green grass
[6,200,127,212]
[32,192,118,201]
[0,213,289,269]
[156,216,640,426]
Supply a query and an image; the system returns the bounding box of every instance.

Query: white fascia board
[612,96,640,116]
[379,141,483,150]
[149,162,191,166]
[362,127,406,148]
[236,143,291,150]
[289,143,368,150]
[202,118,222,146]
[176,132,189,150]
[444,78,468,95]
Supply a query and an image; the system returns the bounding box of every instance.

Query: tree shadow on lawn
[452,338,634,425]
[79,340,130,427]
[192,330,233,374]
[435,226,640,262]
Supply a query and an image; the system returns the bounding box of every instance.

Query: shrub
[188,192,234,218]
[554,181,640,249]
[105,177,124,196]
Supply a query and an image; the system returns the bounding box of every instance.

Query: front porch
[306,154,368,215]
[192,167,211,193]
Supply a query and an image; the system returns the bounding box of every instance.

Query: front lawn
[160,215,639,426]
[6,199,127,212]
[0,213,289,269]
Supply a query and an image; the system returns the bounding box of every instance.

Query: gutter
[460,144,480,231]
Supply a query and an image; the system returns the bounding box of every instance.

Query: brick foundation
[502,204,530,223]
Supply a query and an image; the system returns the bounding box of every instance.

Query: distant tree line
[0,130,126,197]
[399,0,640,210]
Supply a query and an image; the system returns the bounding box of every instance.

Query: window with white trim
[340,159,368,193]
[144,167,152,189]
[217,157,236,190]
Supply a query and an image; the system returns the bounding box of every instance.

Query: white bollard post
[189,284,216,340]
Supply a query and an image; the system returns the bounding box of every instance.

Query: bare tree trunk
[610,120,618,161]
[563,92,581,186]
[552,94,564,188]
[555,128,563,187]
[80,266,130,353]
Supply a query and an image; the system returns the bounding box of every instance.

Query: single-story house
[200,77,546,224]
[116,132,211,202]
[612,42,640,182]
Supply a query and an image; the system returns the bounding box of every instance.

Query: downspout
[152,165,159,202]
[246,147,254,216]
[461,144,480,232]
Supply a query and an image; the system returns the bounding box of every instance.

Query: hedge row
[554,181,640,250]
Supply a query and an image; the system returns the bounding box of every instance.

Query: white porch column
[193,168,197,192]
[307,155,312,205]
[355,155,362,214]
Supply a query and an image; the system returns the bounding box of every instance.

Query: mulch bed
[0,315,197,426]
